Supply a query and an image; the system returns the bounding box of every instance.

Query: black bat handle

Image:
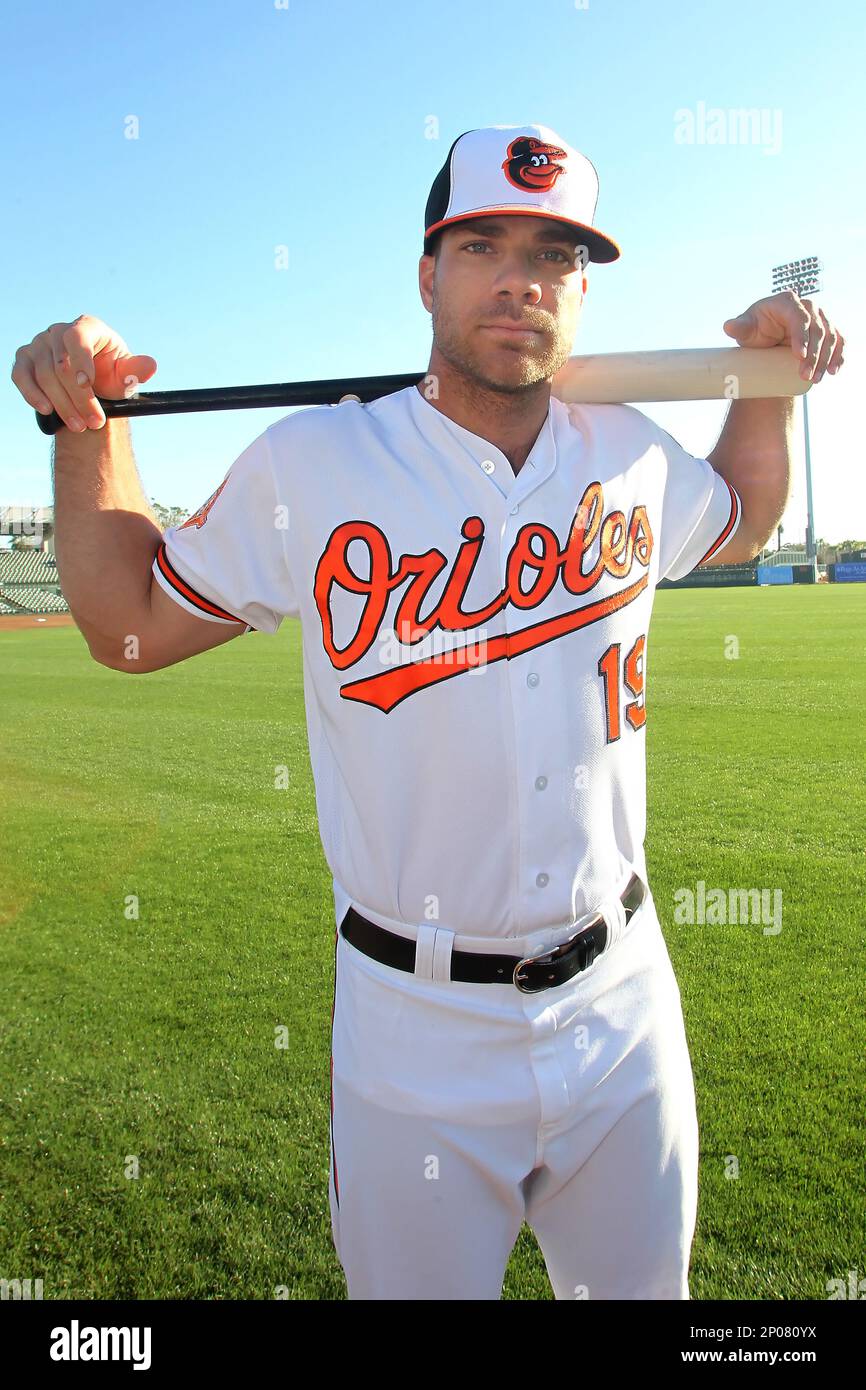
[36,409,61,435]
[37,395,127,436]
[34,373,427,435]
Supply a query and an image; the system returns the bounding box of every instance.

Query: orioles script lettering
[313,480,653,713]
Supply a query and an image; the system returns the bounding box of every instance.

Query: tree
[149,500,190,530]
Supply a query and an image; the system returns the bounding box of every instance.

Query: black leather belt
[339,872,646,993]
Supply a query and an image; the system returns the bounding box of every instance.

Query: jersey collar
[406,383,560,499]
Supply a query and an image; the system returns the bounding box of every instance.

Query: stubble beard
[430,292,572,397]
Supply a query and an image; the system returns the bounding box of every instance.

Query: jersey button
[535,775,547,791]
[481,459,495,474]
[527,672,540,688]
[510,504,519,515]
[536,872,549,888]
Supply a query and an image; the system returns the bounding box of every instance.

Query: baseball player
[13,123,844,1301]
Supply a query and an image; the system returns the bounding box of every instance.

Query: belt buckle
[512,918,602,994]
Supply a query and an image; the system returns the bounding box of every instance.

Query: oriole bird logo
[501,136,567,192]
[179,477,229,530]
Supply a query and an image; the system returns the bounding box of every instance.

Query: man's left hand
[723,291,845,383]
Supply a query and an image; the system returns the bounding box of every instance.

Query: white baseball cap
[423,124,620,264]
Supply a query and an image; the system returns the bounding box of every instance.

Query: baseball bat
[34,346,809,436]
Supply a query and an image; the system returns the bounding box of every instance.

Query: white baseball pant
[327,886,699,1300]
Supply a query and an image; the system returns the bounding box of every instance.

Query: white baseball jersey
[152,386,741,939]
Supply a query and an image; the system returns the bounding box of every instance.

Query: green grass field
[1,584,864,1300]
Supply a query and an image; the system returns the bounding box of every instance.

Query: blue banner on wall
[757,565,793,585]
[833,562,866,582]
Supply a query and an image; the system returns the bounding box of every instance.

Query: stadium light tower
[771,256,822,564]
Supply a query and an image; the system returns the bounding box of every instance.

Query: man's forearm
[706,397,794,553]
[52,418,163,652]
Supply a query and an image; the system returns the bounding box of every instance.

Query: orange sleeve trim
[697,478,741,566]
[154,542,247,625]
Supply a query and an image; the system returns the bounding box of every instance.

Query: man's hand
[11,315,157,432]
[722,290,845,384]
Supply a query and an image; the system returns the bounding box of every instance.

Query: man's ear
[418,254,434,314]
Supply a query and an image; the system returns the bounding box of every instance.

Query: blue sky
[2,0,863,543]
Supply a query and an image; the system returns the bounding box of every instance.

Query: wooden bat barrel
[551,346,810,403]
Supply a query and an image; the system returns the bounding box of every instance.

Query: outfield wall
[757,564,793,585]
[657,564,757,589]
[829,561,866,583]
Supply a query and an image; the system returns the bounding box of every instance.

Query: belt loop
[413,923,438,979]
[431,928,454,982]
[602,893,626,951]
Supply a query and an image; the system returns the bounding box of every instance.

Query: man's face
[418,214,588,393]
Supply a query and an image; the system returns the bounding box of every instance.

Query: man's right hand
[10,315,158,432]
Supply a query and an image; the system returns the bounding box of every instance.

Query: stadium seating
[0,549,58,582]
[0,585,68,613]
[0,548,68,614]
